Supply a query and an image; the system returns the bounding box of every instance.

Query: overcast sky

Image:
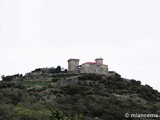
[0,0,160,91]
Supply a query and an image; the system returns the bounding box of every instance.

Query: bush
[52,78,59,82]
[130,79,141,85]
[1,76,13,81]
[78,74,102,81]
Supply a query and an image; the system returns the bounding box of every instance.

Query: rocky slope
[0,71,160,120]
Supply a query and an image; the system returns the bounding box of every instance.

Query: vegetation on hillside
[0,71,160,120]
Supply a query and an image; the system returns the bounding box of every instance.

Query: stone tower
[68,59,79,73]
[95,58,103,65]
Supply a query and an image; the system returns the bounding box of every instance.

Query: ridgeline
[0,68,160,120]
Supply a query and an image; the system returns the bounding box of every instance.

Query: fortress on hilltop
[68,58,109,75]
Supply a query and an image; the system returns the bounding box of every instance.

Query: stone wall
[80,64,108,75]
[67,58,109,75]
[68,59,79,73]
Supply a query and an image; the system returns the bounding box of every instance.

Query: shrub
[52,78,59,82]
[1,76,13,81]
[78,74,102,81]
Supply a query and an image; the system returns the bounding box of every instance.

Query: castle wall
[80,63,108,75]
[68,59,79,73]
[68,58,109,75]
[95,58,103,65]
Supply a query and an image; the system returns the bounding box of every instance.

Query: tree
[1,75,5,80]
[1,75,13,81]
[55,66,61,73]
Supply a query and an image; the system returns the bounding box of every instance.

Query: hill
[0,70,160,120]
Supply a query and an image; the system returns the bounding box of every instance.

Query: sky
[0,0,160,91]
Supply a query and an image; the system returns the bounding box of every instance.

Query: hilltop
[0,67,160,120]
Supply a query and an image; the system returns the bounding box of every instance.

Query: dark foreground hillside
[0,72,160,120]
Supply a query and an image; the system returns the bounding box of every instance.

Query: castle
[68,58,109,75]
